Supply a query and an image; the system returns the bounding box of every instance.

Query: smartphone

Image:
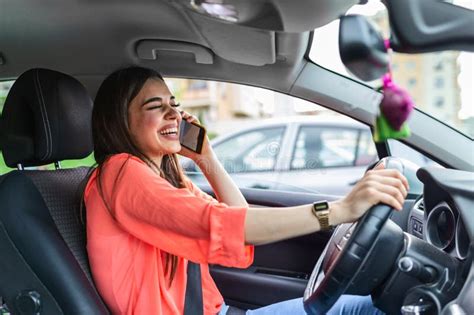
[179,120,206,154]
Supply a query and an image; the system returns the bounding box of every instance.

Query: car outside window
[213,127,285,173]
[291,127,360,169]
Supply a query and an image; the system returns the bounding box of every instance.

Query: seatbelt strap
[226,306,247,315]
[184,262,203,315]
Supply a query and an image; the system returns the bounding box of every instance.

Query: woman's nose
[164,105,179,120]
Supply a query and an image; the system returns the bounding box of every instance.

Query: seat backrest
[0,69,109,314]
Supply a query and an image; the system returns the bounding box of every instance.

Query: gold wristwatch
[312,200,330,231]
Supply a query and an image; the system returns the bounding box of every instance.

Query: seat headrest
[1,68,93,168]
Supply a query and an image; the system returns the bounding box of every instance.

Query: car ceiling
[0,0,359,94]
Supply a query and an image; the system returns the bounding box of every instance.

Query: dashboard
[311,163,473,315]
[402,166,473,315]
[408,197,470,261]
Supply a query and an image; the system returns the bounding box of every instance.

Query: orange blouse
[85,153,254,315]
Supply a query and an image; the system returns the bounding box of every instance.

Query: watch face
[314,201,329,212]
[312,201,330,231]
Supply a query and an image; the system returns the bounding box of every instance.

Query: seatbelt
[183,262,203,315]
[226,306,247,315]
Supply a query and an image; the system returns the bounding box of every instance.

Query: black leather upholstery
[0,69,108,314]
[1,68,93,168]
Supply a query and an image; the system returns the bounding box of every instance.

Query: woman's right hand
[329,163,409,226]
[178,111,215,163]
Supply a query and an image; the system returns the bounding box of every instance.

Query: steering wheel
[303,158,405,314]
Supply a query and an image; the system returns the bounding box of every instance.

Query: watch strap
[312,200,330,231]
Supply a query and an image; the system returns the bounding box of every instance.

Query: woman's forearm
[196,156,344,245]
[194,153,345,245]
[195,154,248,207]
[191,144,409,247]
[193,151,344,245]
[244,167,409,246]
[244,201,344,245]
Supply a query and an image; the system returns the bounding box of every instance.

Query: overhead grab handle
[136,40,214,64]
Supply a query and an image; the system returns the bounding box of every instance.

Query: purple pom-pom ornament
[380,73,414,131]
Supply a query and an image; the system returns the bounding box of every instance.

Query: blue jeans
[218,295,385,315]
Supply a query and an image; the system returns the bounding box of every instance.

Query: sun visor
[187,11,276,66]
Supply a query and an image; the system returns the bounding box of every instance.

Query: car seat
[0,69,109,314]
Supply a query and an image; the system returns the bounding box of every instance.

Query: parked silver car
[183,116,379,196]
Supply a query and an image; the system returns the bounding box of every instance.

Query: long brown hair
[90,66,185,285]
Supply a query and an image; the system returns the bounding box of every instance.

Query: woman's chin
[163,143,181,155]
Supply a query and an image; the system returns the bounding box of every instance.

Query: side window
[291,127,360,169]
[167,77,381,194]
[213,127,285,173]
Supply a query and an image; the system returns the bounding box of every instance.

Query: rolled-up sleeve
[100,154,254,268]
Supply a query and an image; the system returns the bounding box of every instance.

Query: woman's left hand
[329,162,409,226]
[178,111,214,162]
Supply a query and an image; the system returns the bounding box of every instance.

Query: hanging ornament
[373,40,414,142]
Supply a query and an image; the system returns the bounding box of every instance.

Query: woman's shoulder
[84,154,149,196]
[106,153,145,166]
[102,153,155,180]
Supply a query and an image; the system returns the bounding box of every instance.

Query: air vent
[416,199,425,212]
[410,198,425,239]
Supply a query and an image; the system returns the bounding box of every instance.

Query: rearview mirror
[339,14,389,82]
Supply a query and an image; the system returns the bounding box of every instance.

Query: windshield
[309,0,474,139]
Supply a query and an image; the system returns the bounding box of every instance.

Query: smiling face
[128,78,182,165]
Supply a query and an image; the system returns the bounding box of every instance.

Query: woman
[84,66,408,315]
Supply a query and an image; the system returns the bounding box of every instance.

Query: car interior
[0,0,473,315]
